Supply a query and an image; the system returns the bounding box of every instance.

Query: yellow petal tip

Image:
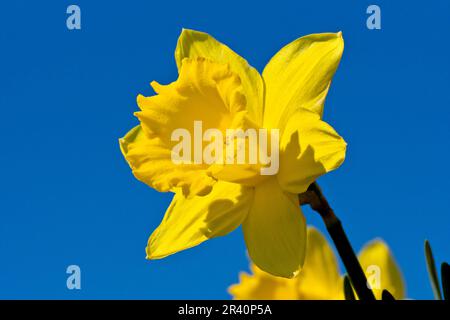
[136,94,145,103]
[145,246,153,260]
[118,138,126,157]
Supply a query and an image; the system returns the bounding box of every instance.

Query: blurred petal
[229,227,343,300]
[263,32,344,128]
[297,227,344,299]
[358,240,406,299]
[243,177,306,278]
[229,264,299,300]
[175,29,264,124]
[277,108,346,194]
[147,181,253,259]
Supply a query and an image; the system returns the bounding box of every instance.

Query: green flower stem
[299,182,376,301]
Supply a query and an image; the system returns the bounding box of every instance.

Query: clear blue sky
[1,1,449,299]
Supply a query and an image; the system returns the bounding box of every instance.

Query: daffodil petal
[206,113,266,186]
[262,32,344,128]
[175,29,264,125]
[358,240,406,300]
[119,125,215,197]
[297,227,344,299]
[229,227,344,300]
[277,108,346,194]
[137,58,247,141]
[128,58,256,196]
[228,265,299,300]
[209,164,267,186]
[119,124,144,159]
[242,177,306,278]
[147,181,253,259]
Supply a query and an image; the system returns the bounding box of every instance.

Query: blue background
[1,1,449,299]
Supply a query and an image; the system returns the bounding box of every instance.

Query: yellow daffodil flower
[120,29,346,278]
[229,227,406,300]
